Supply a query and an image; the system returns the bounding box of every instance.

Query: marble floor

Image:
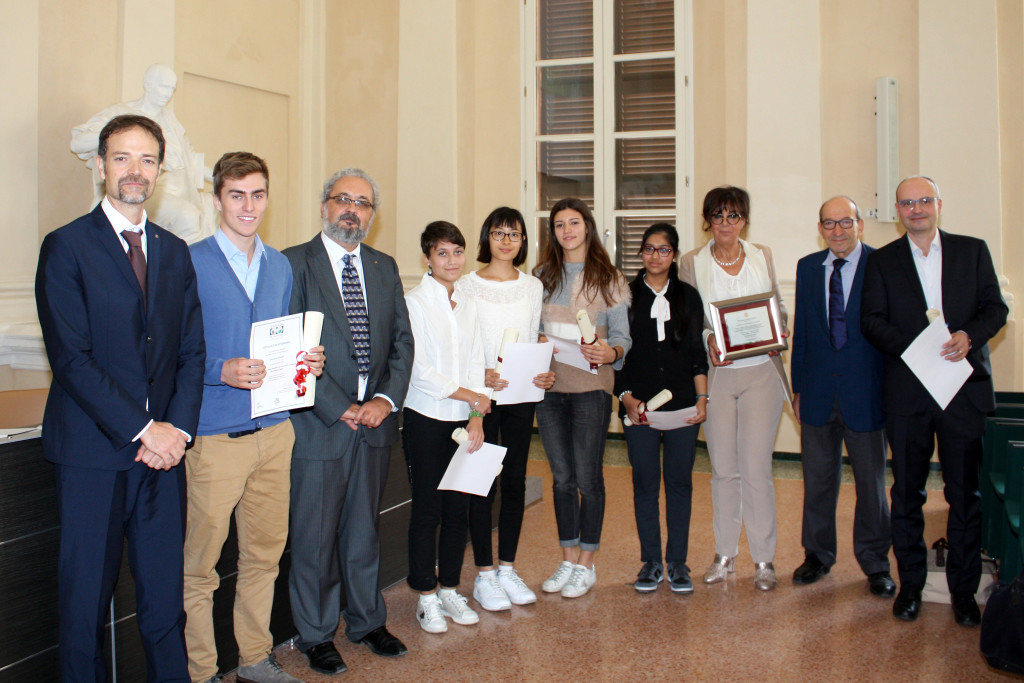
[225,441,1003,682]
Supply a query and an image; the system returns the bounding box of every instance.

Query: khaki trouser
[183,419,294,681]
[704,361,785,564]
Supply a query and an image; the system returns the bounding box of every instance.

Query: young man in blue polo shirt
[184,152,324,683]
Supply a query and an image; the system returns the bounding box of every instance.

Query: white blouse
[404,273,488,421]
[458,270,543,367]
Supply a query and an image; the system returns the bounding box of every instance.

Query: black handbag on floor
[980,571,1024,675]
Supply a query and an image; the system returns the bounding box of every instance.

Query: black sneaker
[667,562,694,594]
[634,561,663,592]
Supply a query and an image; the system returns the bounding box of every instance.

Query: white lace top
[458,270,543,368]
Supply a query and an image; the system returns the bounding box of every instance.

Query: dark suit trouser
[289,434,390,648]
[886,392,985,594]
[800,399,891,575]
[55,462,188,683]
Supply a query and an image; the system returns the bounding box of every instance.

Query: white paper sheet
[547,335,598,375]
[492,342,553,405]
[638,406,700,430]
[900,315,973,410]
[250,312,323,418]
[438,441,508,496]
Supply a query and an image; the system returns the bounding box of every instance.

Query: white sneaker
[561,564,597,598]
[437,589,480,625]
[498,566,537,605]
[542,560,575,593]
[417,594,448,633]
[473,572,512,611]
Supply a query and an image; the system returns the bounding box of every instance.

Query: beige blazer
[678,238,791,399]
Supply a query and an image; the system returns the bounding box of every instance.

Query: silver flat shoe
[702,554,735,584]
[754,562,778,591]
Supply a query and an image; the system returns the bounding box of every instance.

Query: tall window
[524,0,692,276]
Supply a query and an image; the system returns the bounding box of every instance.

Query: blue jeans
[536,390,612,551]
[624,423,698,566]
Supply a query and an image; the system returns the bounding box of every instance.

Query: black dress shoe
[867,572,897,598]
[305,641,347,675]
[792,557,830,585]
[358,625,408,657]
[892,586,922,622]
[951,592,981,627]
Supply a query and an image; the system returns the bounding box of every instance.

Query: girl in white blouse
[459,207,555,612]
[404,221,492,633]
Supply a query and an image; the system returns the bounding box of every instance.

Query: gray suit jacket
[284,235,414,455]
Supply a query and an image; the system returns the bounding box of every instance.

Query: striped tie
[342,253,371,376]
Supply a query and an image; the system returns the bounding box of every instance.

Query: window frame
[522,0,695,275]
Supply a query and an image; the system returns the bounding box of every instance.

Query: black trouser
[403,409,470,591]
[887,393,985,594]
[468,401,536,566]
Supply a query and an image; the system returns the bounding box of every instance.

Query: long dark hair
[628,223,692,346]
[533,197,620,306]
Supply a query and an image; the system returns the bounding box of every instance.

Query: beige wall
[3,0,1021,418]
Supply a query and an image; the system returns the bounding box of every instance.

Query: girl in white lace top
[459,207,554,611]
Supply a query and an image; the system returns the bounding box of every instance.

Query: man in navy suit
[790,196,894,597]
[862,175,1007,626]
[35,114,205,682]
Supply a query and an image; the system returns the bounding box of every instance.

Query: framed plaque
[708,291,787,362]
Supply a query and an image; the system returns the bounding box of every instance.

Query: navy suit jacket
[861,230,1007,416]
[283,235,413,456]
[35,203,205,470]
[791,244,884,432]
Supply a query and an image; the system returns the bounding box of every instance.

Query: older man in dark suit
[791,196,894,597]
[35,114,205,682]
[862,175,1007,627]
[284,168,414,676]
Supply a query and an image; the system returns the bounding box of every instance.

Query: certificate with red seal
[250,311,324,418]
[708,291,787,362]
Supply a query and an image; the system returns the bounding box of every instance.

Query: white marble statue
[70,64,215,243]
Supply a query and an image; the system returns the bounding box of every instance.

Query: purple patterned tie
[342,253,371,376]
[829,258,847,350]
[121,230,147,298]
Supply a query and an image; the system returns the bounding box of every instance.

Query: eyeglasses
[641,244,674,257]
[328,194,375,211]
[489,230,524,242]
[820,218,856,230]
[710,212,743,225]
[896,197,938,210]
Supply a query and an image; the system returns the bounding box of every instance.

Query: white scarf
[646,278,671,342]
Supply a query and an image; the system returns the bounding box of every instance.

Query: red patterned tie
[121,230,147,298]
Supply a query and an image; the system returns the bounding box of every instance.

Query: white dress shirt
[319,233,395,406]
[821,239,863,311]
[404,273,487,421]
[102,195,148,257]
[909,231,943,315]
[709,254,769,368]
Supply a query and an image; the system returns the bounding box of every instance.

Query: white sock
[478,569,497,578]
[497,565,514,574]
[437,587,456,598]
[420,592,439,603]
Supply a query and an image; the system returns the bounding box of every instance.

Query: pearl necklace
[711,240,744,267]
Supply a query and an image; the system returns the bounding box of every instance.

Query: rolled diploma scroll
[300,311,325,404]
[622,389,673,426]
[494,328,519,373]
[452,427,502,473]
[576,309,599,370]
